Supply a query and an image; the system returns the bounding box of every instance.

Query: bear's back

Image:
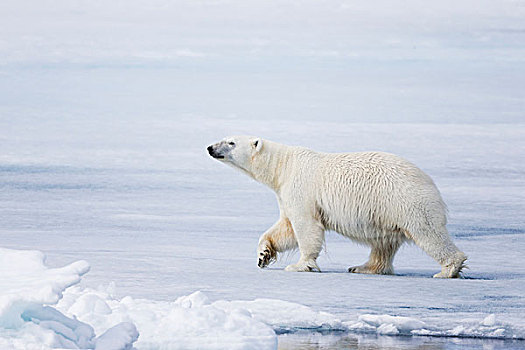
[314,151,446,236]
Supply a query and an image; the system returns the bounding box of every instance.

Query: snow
[94,323,138,350]
[1,0,524,348]
[21,306,95,349]
[0,248,138,349]
[0,247,278,349]
[58,287,277,350]
[352,314,426,335]
[212,299,344,333]
[0,247,89,329]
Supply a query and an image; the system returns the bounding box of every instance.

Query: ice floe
[1,246,524,349]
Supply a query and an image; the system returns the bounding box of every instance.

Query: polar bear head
[207,136,263,175]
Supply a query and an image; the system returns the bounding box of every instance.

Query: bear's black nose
[207,145,224,159]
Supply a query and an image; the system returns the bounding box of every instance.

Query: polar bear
[207,136,467,278]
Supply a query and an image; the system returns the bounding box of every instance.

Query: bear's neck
[250,141,294,192]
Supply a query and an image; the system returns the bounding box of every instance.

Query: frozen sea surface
[1,0,525,348]
[1,114,524,349]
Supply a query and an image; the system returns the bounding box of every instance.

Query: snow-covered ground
[1,0,524,349]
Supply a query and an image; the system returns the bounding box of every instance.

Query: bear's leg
[408,225,467,278]
[284,218,324,272]
[348,238,402,275]
[257,217,297,268]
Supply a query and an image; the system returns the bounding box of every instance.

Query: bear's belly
[319,206,408,243]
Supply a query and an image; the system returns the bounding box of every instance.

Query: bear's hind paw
[348,264,394,275]
[348,265,368,274]
[433,255,468,278]
[285,260,320,272]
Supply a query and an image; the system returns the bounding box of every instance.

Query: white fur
[208,136,467,278]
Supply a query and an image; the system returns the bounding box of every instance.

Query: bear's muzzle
[207,145,224,159]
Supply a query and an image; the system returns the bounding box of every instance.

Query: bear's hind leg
[257,217,297,268]
[408,225,467,278]
[348,238,402,275]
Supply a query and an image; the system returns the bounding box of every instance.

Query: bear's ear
[252,138,263,152]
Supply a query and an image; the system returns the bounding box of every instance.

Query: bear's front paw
[257,244,276,268]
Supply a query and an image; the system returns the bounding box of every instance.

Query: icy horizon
[1,0,525,125]
[2,0,525,64]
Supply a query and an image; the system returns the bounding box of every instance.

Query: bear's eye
[228,141,235,146]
